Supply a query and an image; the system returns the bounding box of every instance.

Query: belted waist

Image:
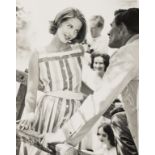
[44,90,84,101]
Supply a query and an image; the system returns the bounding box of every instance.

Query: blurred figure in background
[96,123,117,155]
[82,52,110,97]
[81,53,110,152]
[81,122,117,155]
[90,53,110,78]
[83,53,110,91]
[88,15,108,54]
[83,15,109,65]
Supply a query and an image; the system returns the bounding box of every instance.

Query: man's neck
[121,33,134,46]
[126,34,139,44]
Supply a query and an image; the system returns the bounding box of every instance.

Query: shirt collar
[127,34,139,44]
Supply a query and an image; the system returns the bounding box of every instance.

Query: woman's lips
[64,34,71,41]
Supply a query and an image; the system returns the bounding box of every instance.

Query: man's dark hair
[114,9,127,16]
[114,8,139,34]
[110,99,125,116]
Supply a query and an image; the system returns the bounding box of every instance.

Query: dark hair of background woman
[90,53,110,72]
[97,123,116,147]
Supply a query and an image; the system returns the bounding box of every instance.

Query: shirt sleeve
[62,45,138,146]
[22,52,39,117]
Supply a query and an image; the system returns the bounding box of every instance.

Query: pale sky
[18,0,138,49]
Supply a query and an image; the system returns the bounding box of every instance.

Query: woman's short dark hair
[49,7,87,44]
[90,53,110,72]
[97,123,116,147]
[114,8,139,34]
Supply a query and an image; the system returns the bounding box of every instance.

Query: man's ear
[118,23,131,46]
[119,23,129,36]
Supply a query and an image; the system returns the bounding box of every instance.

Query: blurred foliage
[16,6,27,32]
[16,1,31,53]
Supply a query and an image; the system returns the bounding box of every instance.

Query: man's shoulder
[110,40,139,65]
[123,36,139,50]
[119,39,139,55]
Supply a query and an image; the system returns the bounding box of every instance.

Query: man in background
[88,15,108,54]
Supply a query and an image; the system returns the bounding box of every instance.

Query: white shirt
[82,145,117,155]
[62,34,139,148]
[88,35,108,54]
[82,63,104,91]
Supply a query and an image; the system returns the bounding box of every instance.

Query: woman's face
[56,18,82,43]
[97,127,109,145]
[93,56,105,74]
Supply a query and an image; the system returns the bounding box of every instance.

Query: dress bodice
[38,48,83,93]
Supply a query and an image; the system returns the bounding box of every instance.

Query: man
[88,15,108,54]
[83,15,108,65]
[42,8,139,154]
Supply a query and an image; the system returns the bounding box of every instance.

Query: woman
[83,53,110,91]
[90,53,110,77]
[96,123,117,155]
[81,122,117,155]
[18,7,87,155]
[80,53,110,152]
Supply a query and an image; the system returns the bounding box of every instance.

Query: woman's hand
[40,129,66,149]
[17,113,35,130]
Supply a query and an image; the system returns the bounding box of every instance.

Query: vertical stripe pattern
[45,62,52,91]
[64,59,73,90]
[77,57,82,69]
[59,59,68,90]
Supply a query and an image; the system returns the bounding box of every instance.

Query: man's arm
[62,46,138,146]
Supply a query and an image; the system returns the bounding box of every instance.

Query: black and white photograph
[16,0,139,155]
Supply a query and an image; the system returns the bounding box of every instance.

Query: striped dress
[20,48,84,155]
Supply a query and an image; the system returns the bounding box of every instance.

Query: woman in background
[81,122,117,155]
[96,123,117,155]
[81,53,110,152]
[90,53,110,77]
[83,52,110,91]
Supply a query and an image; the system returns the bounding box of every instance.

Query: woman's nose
[99,136,103,141]
[96,64,100,68]
[70,30,77,37]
